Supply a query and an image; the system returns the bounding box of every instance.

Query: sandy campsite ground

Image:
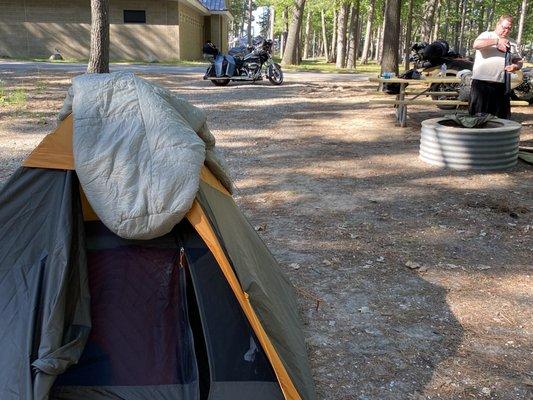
[0,64,531,400]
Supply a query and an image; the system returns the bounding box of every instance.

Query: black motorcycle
[411,40,533,105]
[203,39,283,86]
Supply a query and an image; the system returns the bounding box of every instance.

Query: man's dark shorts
[469,79,511,119]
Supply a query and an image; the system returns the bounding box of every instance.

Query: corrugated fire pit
[420,117,522,170]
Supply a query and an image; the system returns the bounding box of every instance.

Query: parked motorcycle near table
[410,40,533,105]
[203,39,283,86]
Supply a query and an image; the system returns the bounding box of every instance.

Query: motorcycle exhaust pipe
[205,76,260,81]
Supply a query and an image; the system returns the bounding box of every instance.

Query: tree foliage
[228,0,532,67]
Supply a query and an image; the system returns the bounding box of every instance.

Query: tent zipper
[178,247,185,268]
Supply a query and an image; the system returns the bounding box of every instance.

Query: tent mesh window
[177,222,280,390]
[54,221,199,390]
[52,220,282,399]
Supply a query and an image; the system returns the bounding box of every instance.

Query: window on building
[123,10,146,24]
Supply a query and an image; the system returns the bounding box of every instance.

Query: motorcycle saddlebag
[214,55,236,77]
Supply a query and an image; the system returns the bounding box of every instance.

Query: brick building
[0,0,231,61]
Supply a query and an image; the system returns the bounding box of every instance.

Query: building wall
[0,0,203,61]
[178,2,204,60]
[206,15,229,53]
[209,15,222,50]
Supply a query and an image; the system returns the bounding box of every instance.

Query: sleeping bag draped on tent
[0,73,316,400]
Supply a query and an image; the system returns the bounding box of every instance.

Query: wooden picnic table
[368,76,461,127]
[368,75,529,127]
[368,76,461,84]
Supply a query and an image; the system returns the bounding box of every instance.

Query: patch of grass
[35,81,47,94]
[276,58,381,74]
[32,57,82,63]
[0,82,28,107]
[35,112,49,125]
[10,89,27,104]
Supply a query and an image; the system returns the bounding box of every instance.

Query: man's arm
[473,37,510,52]
[473,37,498,50]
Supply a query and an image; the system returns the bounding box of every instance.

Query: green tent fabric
[0,171,316,399]
[518,147,533,164]
[445,113,496,128]
[196,182,316,400]
[0,168,91,400]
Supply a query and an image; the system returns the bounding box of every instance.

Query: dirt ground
[0,66,531,400]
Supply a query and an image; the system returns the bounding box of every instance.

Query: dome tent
[0,110,315,398]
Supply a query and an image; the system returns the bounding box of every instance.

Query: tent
[0,115,316,400]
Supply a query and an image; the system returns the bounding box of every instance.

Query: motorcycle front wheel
[211,79,230,86]
[267,64,284,85]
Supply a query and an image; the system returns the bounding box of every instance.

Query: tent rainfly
[0,116,316,400]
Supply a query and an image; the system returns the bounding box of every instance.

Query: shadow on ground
[0,67,531,399]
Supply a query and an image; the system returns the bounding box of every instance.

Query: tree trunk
[404,0,414,71]
[297,26,302,63]
[421,0,438,42]
[346,5,356,68]
[336,3,349,68]
[381,0,401,74]
[453,0,460,50]
[269,6,275,39]
[347,0,360,68]
[486,0,496,30]
[282,0,307,65]
[377,15,385,62]
[467,15,474,53]
[517,0,527,48]
[280,8,289,57]
[373,25,380,61]
[413,25,420,42]
[443,0,449,40]
[355,12,363,58]
[247,0,253,45]
[239,18,245,38]
[431,0,440,41]
[329,9,338,62]
[87,0,109,73]
[369,32,374,59]
[477,3,485,34]
[321,10,330,60]
[312,30,317,58]
[458,0,467,54]
[361,0,375,64]
[377,0,387,62]
[303,10,312,59]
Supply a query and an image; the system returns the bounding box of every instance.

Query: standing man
[469,15,523,119]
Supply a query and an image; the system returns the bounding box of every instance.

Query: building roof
[200,0,227,11]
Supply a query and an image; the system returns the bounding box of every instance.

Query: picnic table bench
[368,76,529,127]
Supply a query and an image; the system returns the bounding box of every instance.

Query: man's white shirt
[472,31,520,83]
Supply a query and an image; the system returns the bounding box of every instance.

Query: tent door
[51,221,200,400]
[175,221,284,400]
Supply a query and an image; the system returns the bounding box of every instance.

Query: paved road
[0,60,370,83]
